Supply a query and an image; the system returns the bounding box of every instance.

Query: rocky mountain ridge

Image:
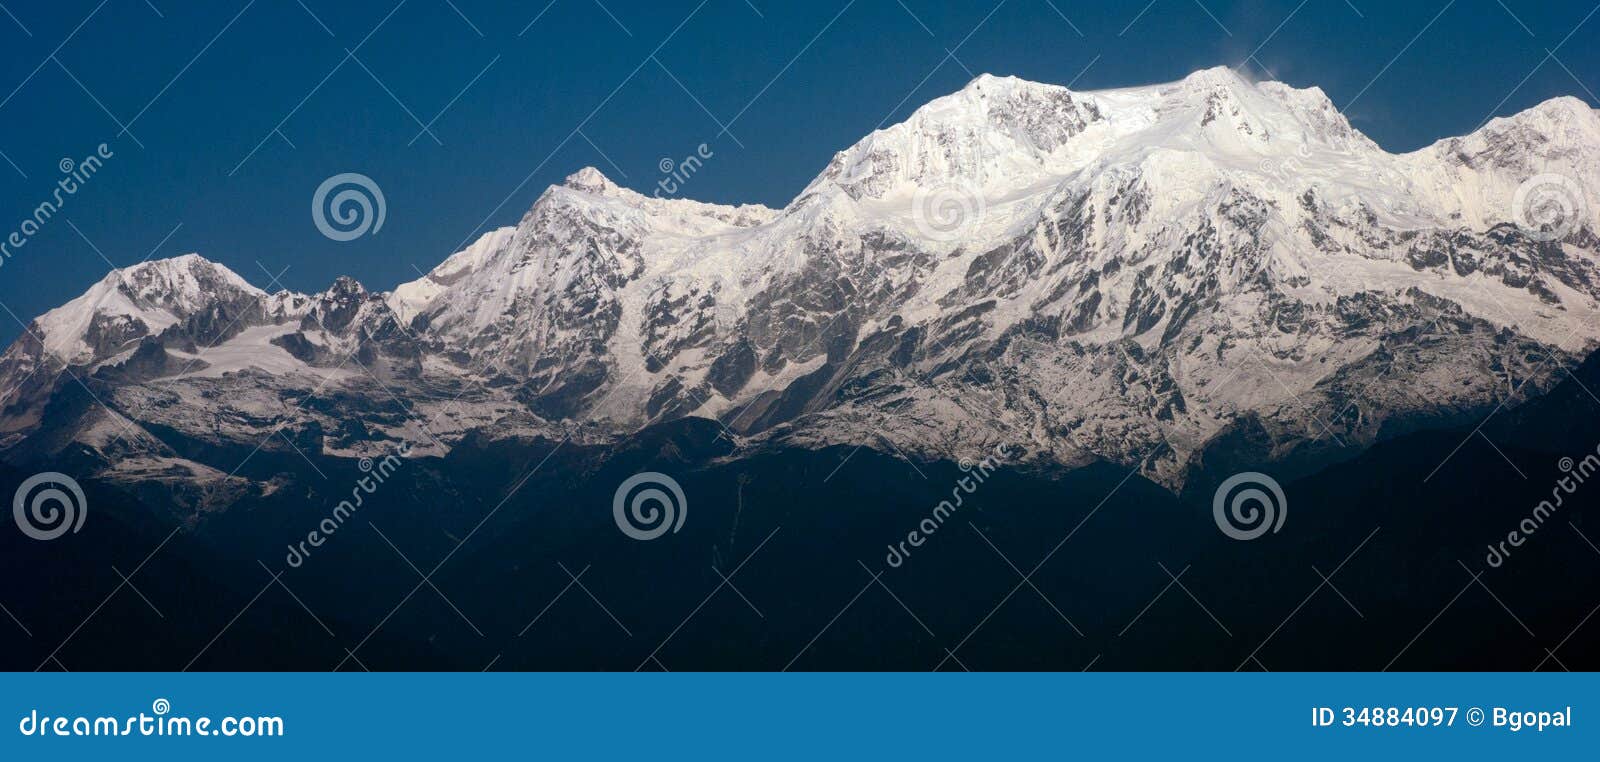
[2,67,1598,508]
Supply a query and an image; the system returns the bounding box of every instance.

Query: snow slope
[4,67,1598,492]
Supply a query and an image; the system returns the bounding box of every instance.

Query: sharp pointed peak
[948,72,1072,101]
[562,166,619,194]
[324,275,369,295]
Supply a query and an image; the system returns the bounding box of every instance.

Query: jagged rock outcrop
[2,67,1597,498]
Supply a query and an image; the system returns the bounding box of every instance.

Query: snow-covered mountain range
[4,67,1598,506]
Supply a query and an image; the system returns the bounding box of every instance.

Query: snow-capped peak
[7,66,1600,497]
[35,254,263,364]
[1419,94,1600,169]
[1399,94,1600,234]
[804,72,1104,201]
[109,254,262,300]
[562,165,622,195]
[798,67,1394,221]
[1178,64,1249,87]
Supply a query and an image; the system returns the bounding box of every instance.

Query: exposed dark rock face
[0,69,1597,506]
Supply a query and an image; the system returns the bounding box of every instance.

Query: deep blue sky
[0,0,1596,343]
